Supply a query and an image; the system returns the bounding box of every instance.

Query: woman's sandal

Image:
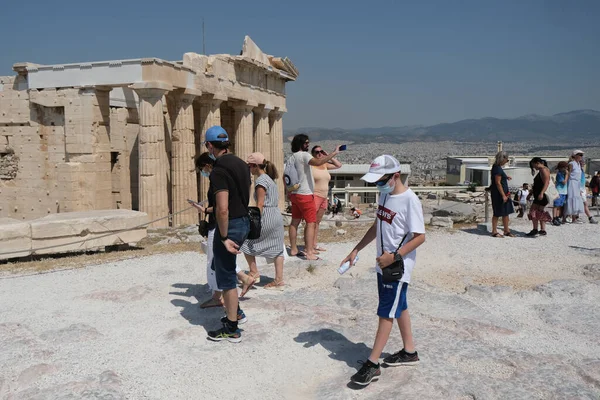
[491,232,504,238]
[503,232,516,237]
[200,297,224,309]
[264,280,285,290]
[248,271,261,284]
[239,274,255,297]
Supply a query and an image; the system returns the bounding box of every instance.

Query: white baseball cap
[361,155,401,183]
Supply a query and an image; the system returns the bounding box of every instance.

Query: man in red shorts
[288,134,340,260]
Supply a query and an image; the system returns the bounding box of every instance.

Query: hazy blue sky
[2,0,598,129]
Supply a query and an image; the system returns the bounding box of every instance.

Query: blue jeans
[213,216,250,290]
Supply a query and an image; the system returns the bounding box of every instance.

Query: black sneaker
[207,325,242,343]
[383,349,420,366]
[525,229,538,237]
[539,230,547,236]
[552,218,561,226]
[350,360,381,386]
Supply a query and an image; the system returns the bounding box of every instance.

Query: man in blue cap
[204,125,251,343]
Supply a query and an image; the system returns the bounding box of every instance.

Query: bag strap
[379,194,408,255]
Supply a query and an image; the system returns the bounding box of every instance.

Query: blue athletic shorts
[377,274,408,319]
[554,194,567,207]
[213,216,249,290]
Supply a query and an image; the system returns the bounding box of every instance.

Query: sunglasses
[248,163,258,168]
[375,175,392,186]
[313,150,325,155]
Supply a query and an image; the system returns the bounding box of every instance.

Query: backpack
[513,190,521,202]
[283,154,301,192]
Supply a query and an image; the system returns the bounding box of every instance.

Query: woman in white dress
[564,150,584,223]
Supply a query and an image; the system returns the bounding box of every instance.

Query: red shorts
[289,193,317,223]
[314,195,328,211]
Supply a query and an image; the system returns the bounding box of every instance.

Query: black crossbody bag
[380,195,408,283]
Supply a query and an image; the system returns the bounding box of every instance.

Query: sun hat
[361,155,401,183]
[205,126,229,142]
[247,152,265,165]
[571,149,584,156]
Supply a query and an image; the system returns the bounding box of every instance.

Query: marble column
[269,107,286,209]
[232,101,256,162]
[169,88,201,227]
[253,105,272,157]
[131,82,172,228]
[197,94,225,202]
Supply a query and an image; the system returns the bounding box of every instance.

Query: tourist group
[190,126,426,386]
[489,149,599,238]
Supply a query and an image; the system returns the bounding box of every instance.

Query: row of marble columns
[132,84,285,228]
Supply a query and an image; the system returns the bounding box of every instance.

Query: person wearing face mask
[191,152,254,309]
[203,126,251,343]
[340,155,425,386]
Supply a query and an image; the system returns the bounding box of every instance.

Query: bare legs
[289,218,301,256]
[368,310,415,364]
[502,215,510,234]
[313,207,326,251]
[290,219,317,259]
[491,216,499,235]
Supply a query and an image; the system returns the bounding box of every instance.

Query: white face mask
[376,176,395,194]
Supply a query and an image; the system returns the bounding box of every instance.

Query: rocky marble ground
[0,217,599,399]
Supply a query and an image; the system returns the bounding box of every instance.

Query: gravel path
[0,218,598,399]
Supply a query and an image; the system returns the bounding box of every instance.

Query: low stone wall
[0,210,148,261]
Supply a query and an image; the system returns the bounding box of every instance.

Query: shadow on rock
[294,328,386,369]
[170,283,223,332]
[461,228,528,237]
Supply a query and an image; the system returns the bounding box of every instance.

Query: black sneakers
[383,349,420,366]
[350,360,381,386]
[207,324,242,343]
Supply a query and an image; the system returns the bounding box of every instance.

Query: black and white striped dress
[241,174,284,259]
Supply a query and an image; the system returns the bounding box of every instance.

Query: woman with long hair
[489,151,515,237]
[240,152,287,290]
[191,152,254,308]
[310,144,342,252]
[526,157,552,237]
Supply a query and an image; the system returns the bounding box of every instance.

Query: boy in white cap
[340,155,425,386]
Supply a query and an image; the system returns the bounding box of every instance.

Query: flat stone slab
[0,210,148,260]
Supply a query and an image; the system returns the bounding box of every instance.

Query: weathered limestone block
[30,210,149,255]
[0,218,31,259]
[430,216,454,228]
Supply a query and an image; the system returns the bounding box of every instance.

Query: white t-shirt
[375,189,425,283]
[291,151,315,195]
[518,189,529,204]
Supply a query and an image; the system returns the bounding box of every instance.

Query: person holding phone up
[310,144,342,252]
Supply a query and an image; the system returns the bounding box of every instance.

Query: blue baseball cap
[205,126,229,142]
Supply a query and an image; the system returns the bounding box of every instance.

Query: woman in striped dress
[240,152,286,290]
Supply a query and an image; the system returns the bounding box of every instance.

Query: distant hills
[286,110,600,143]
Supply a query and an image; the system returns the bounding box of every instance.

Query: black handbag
[380,195,408,283]
[198,213,209,237]
[247,206,262,240]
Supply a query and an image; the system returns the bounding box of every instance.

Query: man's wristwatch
[220,234,229,242]
[394,252,403,262]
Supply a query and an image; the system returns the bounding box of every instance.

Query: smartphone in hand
[339,144,347,151]
[187,199,199,206]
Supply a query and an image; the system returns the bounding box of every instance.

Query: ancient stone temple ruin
[0,36,297,228]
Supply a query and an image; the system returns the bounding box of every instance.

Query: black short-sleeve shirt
[209,153,251,219]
